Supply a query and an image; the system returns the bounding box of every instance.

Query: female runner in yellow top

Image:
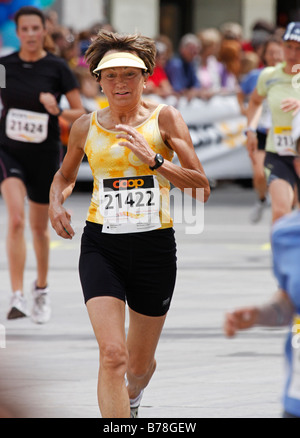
[49,30,210,418]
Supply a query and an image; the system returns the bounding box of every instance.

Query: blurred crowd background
[0,1,294,158]
[1,7,288,147]
[15,11,286,101]
[49,15,286,147]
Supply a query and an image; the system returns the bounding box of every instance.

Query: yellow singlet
[84,104,174,231]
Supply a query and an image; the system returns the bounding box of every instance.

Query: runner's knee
[100,342,129,375]
[9,213,25,234]
[128,358,156,380]
[30,223,49,240]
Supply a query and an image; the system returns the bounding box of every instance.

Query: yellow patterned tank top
[84,104,174,233]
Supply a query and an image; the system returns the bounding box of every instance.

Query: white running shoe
[31,282,51,324]
[7,291,28,320]
[250,199,267,224]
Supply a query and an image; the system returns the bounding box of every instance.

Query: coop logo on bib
[104,176,154,191]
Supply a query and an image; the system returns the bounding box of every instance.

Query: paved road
[0,182,287,418]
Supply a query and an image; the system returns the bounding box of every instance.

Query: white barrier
[147,94,252,181]
[1,88,251,181]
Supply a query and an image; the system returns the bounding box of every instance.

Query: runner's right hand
[224,307,259,337]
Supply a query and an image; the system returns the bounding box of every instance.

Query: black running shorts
[79,221,177,317]
[264,152,300,201]
[0,146,60,204]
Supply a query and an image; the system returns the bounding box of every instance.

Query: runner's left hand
[281,98,300,115]
[39,92,61,116]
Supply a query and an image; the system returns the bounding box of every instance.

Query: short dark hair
[85,30,156,78]
[14,6,46,28]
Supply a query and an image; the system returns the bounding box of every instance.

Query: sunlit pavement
[0,182,285,418]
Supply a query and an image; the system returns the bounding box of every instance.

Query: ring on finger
[63,227,71,236]
[128,134,133,141]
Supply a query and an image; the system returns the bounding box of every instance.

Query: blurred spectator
[76,22,117,68]
[252,19,276,35]
[165,33,206,100]
[58,65,105,148]
[243,19,276,55]
[73,65,105,112]
[89,21,116,36]
[78,30,92,54]
[218,39,241,92]
[44,9,59,35]
[51,26,73,54]
[60,32,80,68]
[43,34,57,55]
[196,28,223,97]
[51,26,80,68]
[219,22,243,42]
[155,34,174,63]
[144,41,174,98]
[274,27,286,39]
[39,9,59,55]
[251,31,272,66]
[77,28,95,67]
[240,51,260,81]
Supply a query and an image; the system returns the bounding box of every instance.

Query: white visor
[93,52,148,74]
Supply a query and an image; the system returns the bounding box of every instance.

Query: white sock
[130,389,144,408]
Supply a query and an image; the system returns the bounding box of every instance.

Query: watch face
[157,154,163,164]
[150,153,164,170]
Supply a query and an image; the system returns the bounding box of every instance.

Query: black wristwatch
[55,106,63,117]
[149,153,164,171]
